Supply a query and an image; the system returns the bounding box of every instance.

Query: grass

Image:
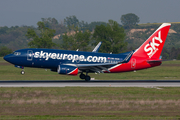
[0,56,4,61]
[0,57,180,80]
[0,87,180,119]
[1,57,180,119]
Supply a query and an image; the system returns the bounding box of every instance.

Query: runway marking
[0,80,180,87]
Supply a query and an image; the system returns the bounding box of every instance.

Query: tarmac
[0,80,180,87]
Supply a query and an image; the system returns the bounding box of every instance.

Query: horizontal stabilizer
[147,60,162,63]
[147,59,162,67]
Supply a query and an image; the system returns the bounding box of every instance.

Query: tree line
[26,19,127,54]
[0,14,180,60]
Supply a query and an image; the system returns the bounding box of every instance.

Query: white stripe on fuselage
[108,64,122,71]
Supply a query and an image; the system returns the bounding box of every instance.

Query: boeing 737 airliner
[4,23,171,81]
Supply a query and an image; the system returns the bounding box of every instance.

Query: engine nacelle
[57,65,78,75]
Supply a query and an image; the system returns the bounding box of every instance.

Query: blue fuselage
[4,48,130,70]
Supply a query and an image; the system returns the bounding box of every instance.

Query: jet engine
[57,65,78,75]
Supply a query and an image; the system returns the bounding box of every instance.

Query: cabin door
[27,50,33,61]
[131,58,136,69]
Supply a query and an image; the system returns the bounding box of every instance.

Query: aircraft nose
[3,55,11,62]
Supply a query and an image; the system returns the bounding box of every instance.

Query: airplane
[3,23,171,81]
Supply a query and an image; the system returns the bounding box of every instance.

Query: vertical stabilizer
[133,23,171,59]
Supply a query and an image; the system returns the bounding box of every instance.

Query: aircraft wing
[77,63,116,73]
[77,50,134,73]
[92,42,102,52]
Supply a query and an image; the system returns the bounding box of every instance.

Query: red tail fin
[133,23,171,59]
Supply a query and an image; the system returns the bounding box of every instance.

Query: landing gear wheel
[21,70,25,75]
[80,73,86,79]
[85,75,91,82]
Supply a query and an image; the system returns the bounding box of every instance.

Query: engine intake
[57,65,78,75]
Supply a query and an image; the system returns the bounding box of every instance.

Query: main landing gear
[79,72,91,82]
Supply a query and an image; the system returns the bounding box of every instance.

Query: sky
[0,0,180,27]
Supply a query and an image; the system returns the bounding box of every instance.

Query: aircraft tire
[80,73,86,79]
[21,70,25,75]
[85,75,91,82]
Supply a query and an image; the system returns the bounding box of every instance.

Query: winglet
[92,42,102,52]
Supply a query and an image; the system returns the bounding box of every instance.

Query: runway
[0,80,180,87]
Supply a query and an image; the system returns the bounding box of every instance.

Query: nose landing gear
[15,65,25,75]
[21,69,25,75]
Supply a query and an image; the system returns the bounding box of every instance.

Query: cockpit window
[14,52,21,55]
